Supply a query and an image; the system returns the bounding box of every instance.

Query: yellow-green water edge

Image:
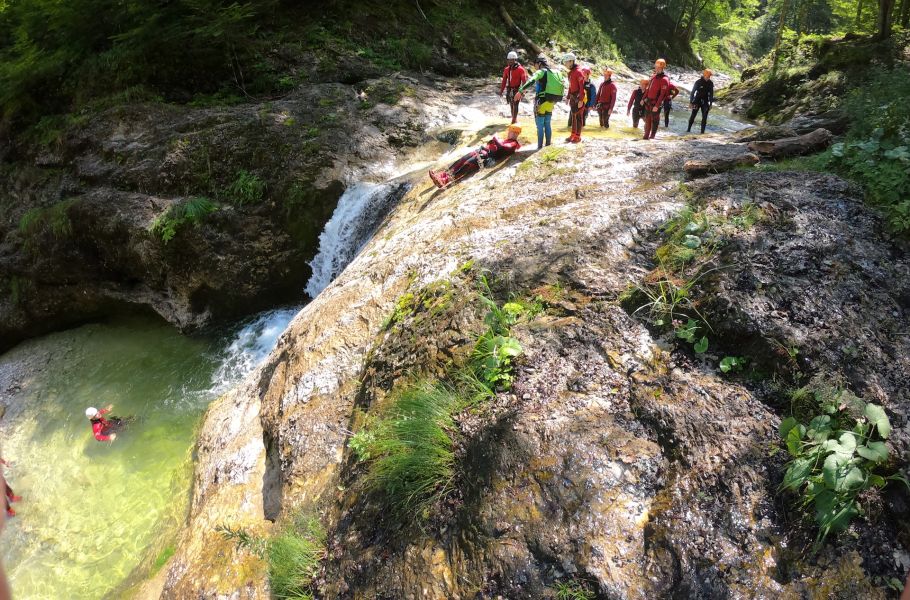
[0,310,297,599]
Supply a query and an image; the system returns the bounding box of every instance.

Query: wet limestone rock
[157,119,909,598]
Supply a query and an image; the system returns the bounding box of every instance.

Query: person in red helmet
[499,51,528,125]
[86,405,124,442]
[564,53,586,143]
[641,58,671,140]
[1,456,20,518]
[596,68,617,128]
[429,125,522,189]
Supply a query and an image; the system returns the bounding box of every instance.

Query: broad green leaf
[786,425,806,457]
[809,415,831,431]
[694,336,709,354]
[844,467,865,490]
[856,441,889,463]
[864,404,891,438]
[783,457,813,491]
[498,338,522,357]
[834,432,857,457]
[868,474,886,488]
[779,416,798,439]
[822,454,847,489]
[719,356,741,373]
[502,302,524,316]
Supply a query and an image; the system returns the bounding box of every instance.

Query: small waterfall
[207,307,299,395]
[305,181,410,298]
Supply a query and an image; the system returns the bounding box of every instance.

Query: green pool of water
[0,309,297,599]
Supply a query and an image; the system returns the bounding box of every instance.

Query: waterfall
[207,307,299,395]
[305,181,410,298]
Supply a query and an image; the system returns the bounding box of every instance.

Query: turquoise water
[0,309,297,599]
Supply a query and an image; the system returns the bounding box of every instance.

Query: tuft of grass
[555,580,596,600]
[223,169,266,206]
[218,514,325,600]
[353,382,458,518]
[149,196,218,244]
[18,198,77,248]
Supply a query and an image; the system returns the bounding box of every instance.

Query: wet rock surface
[146,85,907,597]
[0,76,500,352]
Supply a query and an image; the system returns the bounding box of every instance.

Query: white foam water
[207,307,299,395]
[305,182,409,298]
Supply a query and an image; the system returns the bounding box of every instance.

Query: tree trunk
[856,0,865,27]
[901,0,909,28]
[497,3,545,58]
[674,0,691,34]
[876,0,894,38]
[747,128,834,159]
[772,0,792,73]
[633,0,643,17]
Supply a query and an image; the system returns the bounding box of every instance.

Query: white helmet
[563,52,577,63]
[507,51,518,60]
[85,407,99,419]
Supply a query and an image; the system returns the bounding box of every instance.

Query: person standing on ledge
[663,80,680,128]
[563,52,586,143]
[641,58,671,140]
[627,78,648,129]
[499,51,528,125]
[596,68,617,129]
[517,55,564,149]
[687,69,715,134]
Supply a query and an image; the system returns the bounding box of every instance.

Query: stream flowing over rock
[148,87,910,599]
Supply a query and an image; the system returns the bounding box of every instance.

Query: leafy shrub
[224,170,266,206]
[149,197,217,243]
[779,377,906,546]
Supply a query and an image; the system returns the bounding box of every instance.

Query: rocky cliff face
[149,101,909,599]
[0,74,489,352]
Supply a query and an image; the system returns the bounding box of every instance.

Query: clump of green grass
[18,198,77,246]
[555,579,596,600]
[351,382,458,517]
[149,196,218,243]
[217,513,325,600]
[223,169,266,206]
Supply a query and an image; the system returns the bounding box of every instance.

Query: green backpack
[538,69,565,103]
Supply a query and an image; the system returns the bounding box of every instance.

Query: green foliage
[17,198,77,247]
[268,516,326,600]
[826,67,910,233]
[779,377,907,547]
[674,318,710,353]
[555,580,596,600]
[223,170,266,206]
[151,545,176,574]
[352,382,459,517]
[720,355,746,372]
[217,514,325,600]
[149,197,217,244]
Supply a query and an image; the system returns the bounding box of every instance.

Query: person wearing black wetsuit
[687,69,715,134]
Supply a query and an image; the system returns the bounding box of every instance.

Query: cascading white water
[305,182,409,298]
[207,307,299,396]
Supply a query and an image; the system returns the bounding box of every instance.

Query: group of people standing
[499,52,716,148]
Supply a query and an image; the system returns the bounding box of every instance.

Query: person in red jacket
[641,58,671,140]
[627,78,648,128]
[662,81,680,127]
[564,52,587,143]
[596,68,617,128]
[429,125,522,188]
[86,405,122,442]
[499,51,528,125]
[1,457,20,518]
